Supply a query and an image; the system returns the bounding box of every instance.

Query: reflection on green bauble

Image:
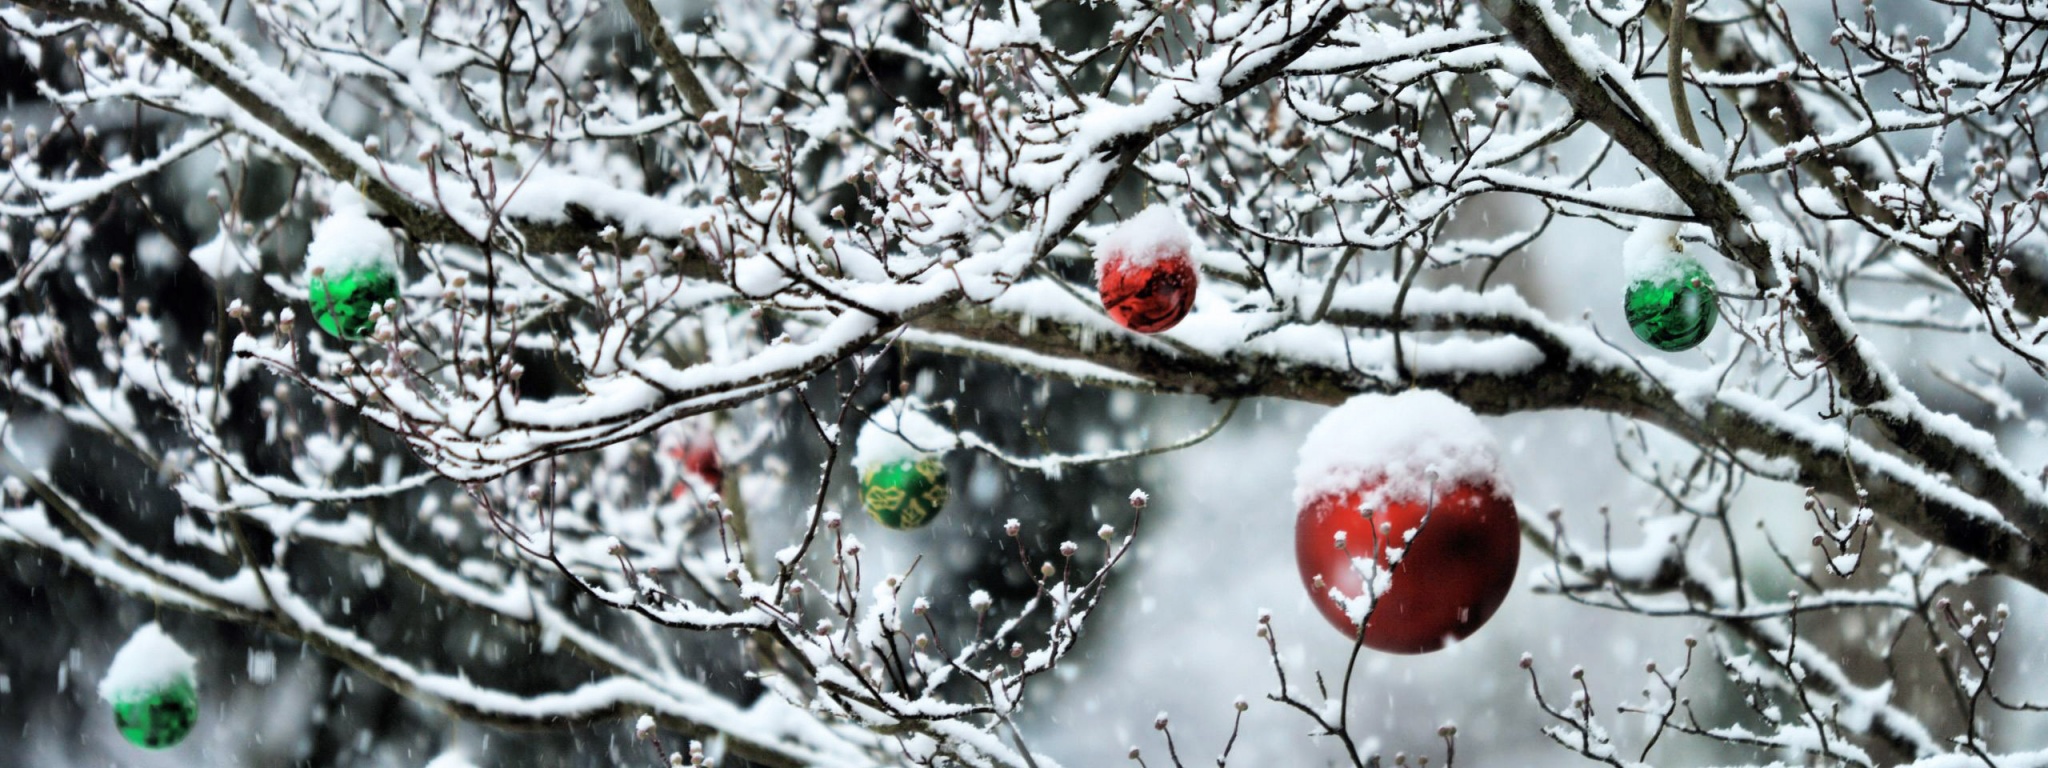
[861,456,949,529]
[309,264,399,340]
[1625,257,1719,352]
[111,677,198,750]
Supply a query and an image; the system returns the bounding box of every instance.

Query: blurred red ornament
[1294,478,1519,654]
[668,436,724,499]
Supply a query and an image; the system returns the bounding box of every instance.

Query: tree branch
[1485,0,2048,542]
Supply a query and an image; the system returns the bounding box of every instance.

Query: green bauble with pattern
[861,456,950,529]
[309,264,399,340]
[110,677,198,750]
[1625,256,1719,352]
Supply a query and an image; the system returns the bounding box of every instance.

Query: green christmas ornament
[304,205,402,341]
[308,263,399,340]
[110,676,199,750]
[860,455,950,529]
[99,623,200,750]
[1624,253,1719,352]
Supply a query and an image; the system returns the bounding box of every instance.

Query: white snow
[305,205,398,277]
[136,232,179,273]
[190,229,255,279]
[97,622,198,702]
[1622,217,1690,284]
[423,750,480,768]
[852,402,958,472]
[1092,203,1195,278]
[1292,390,1507,507]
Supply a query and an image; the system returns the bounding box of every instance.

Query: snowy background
[9,0,2048,766]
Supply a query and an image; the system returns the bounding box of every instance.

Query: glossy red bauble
[1295,479,1520,654]
[1097,252,1198,333]
[1094,205,1200,333]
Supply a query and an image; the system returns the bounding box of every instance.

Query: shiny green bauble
[860,456,950,529]
[308,264,399,340]
[1625,257,1719,352]
[110,677,198,750]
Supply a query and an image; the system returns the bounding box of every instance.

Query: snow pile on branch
[97,623,198,701]
[1092,204,1196,278]
[853,403,958,472]
[1293,390,1507,506]
[189,230,255,280]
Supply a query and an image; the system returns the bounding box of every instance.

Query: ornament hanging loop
[1666,0,1704,150]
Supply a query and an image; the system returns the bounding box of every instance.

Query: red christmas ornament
[1295,480,1520,654]
[1292,391,1521,654]
[1095,205,1200,333]
[668,435,724,500]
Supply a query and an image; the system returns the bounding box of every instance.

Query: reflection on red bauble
[1295,479,1519,654]
[1097,252,1198,333]
[1094,205,1200,333]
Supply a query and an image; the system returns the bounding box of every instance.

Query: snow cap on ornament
[306,189,402,341]
[1293,389,1510,508]
[1293,390,1521,654]
[424,749,482,768]
[98,623,200,750]
[1094,204,1200,334]
[853,404,959,530]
